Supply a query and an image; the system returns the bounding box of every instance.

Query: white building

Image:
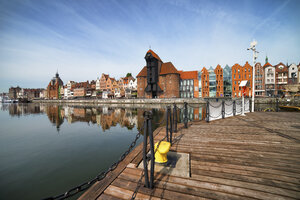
[129,79,137,90]
[264,62,276,97]
[96,77,100,90]
[288,63,298,84]
[67,81,75,98]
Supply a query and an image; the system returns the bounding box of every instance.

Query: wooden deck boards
[80,112,300,200]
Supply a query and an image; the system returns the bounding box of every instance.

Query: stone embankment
[33,97,300,105]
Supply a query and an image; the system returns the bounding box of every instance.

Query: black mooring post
[166,107,169,142]
[276,98,279,112]
[249,98,252,112]
[142,113,149,188]
[147,112,154,189]
[184,102,188,128]
[205,101,209,123]
[173,103,177,133]
[169,106,173,145]
[233,100,236,116]
[222,100,225,119]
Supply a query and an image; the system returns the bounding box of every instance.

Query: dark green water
[0,102,280,200]
[0,103,168,200]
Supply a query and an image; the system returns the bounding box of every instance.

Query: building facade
[201,67,209,97]
[231,63,243,97]
[214,65,223,97]
[47,72,64,99]
[275,62,288,96]
[137,50,180,98]
[288,63,298,84]
[179,71,199,98]
[264,62,276,97]
[254,63,265,97]
[223,65,232,97]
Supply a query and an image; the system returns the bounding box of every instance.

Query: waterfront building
[198,71,202,98]
[47,72,64,99]
[231,63,243,97]
[243,61,253,97]
[264,61,276,97]
[96,77,100,90]
[254,63,265,97]
[8,86,21,100]
[201,67,209,97]
[223,65,232,97]
[100,73,109,91]
[179,71,199,98]
[208,67,216,97]
[288,63,298,84]
[73,81,90,97]
[137,49,180,98]
[275,62,288,96]
[214,65,224,97]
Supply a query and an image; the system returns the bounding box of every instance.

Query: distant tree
[126,73,132,77]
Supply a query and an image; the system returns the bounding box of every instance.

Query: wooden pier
[79,112,300,200]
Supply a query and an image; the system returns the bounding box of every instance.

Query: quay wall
[32,97,300,105]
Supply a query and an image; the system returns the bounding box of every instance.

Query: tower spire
[265,55,268,64]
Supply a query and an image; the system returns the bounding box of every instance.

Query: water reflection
[3,103,168,132]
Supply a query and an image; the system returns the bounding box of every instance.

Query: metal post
[276,98,279,112]
[184,102,188,128]
[142,113,149,188]
[206,101,210,122]
[173,103,177,133]
[249,98,252,112]
[168,107,173,145]
[233,100,236,116]
[147,112,154,189]
[222,100,225,119]
[241,95,245,116]
[165,107,169,142]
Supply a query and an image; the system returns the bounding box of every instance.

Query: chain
[187,104,201,109]
[43,130,142,200]
[131,171,145,200]
[224,102,233,106]
[208,102,222,108]
[156,117,166,126]
[176,105,185,110]
[225,111,233,115]
[209,111,222,119]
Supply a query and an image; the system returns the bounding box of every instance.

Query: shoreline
[32,97,300,105]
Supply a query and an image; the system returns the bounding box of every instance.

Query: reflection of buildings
[45,105,64,131]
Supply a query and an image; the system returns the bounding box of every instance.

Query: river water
[0,102,279,199]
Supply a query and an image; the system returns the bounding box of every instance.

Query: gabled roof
[178,70,198,80]
[243,61,252,68]
[160,62,179,75]
[136,66,147,77]
[146,49,162,62]
[263,62,272,68]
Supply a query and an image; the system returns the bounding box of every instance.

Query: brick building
[201,67,209,97]
[47,72,64,99]
[179,71,199,98]
[243,61,253,97]
[231,63,243,97]
[214,65,224,97]
[8,86,21,100]
[275,62,288,96]
[231,62,253,97]
[137,50,180,98]
[254,63,265,97]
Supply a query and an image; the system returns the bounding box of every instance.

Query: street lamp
[247,40,259,113]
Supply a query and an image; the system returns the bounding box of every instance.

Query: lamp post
[247,40,259,113]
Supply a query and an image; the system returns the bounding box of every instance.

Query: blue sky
[0,0,299,92]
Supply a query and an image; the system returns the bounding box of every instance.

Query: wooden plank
[121,167,294,200]
[97,193,122,200]
[104,185,161,200]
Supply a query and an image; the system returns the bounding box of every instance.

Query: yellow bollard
[154,141,171,163]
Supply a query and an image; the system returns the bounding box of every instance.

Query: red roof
[178,70,198,80]
[263,62,272,68]
[160,62,179,75]
[147,49,162,62]
[137,62,179,77]
[136,66,147,77]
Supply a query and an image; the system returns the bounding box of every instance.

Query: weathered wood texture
[80,112,300,200]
